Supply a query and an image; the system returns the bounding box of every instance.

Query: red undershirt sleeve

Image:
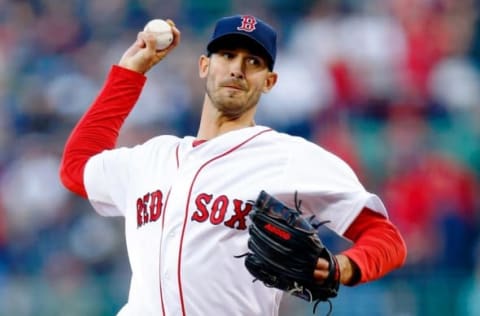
[59,66,407,286]
[341,208,407,285]
[59,65,147,198]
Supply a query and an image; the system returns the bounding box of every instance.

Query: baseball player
[60,15,407,316]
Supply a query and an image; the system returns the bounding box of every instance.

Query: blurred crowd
[0,0,479,315]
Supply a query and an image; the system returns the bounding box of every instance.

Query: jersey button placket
[159,160,197,316]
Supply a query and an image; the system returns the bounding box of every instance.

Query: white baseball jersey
[84,125,387,316]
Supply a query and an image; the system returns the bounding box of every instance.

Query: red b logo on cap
[237,15,257,32]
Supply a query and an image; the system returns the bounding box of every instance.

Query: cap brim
[207,33,274,70]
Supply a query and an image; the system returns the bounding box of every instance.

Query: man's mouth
[221,81,245,91]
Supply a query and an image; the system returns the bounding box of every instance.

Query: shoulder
[268,129,356,174]
[255,127,306,145]
[97,134,187,158]
[127,134,194,156]
[267,129,330,155]
[141,134,185,147]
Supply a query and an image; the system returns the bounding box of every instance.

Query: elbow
[394,229,408,269]
[59,156,88,199]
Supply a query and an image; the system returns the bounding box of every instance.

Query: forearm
[59,65,146,197]
[340,208,407,285]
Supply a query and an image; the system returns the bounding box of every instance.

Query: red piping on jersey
[176,128,273,316]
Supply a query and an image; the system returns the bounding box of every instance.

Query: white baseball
[143,19,173,50]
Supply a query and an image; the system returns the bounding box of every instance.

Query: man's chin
[215,101,246,117]
[217,94,244,107]
[222,89,244,98]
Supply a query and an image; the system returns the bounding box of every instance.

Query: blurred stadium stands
[0,0,479,315]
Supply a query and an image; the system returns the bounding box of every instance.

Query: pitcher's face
[199,48,277,119]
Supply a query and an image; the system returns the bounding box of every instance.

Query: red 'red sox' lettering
[224,199,252,230]
[136,190,163,227]
[136,191,252,230]
[192,193,253,230]
[192,193,213,222]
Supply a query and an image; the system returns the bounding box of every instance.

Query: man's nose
[229,58,245,79]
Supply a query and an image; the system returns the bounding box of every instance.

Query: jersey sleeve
[283,139,387,235]
[83,135,180,217]
[83,146,136,217]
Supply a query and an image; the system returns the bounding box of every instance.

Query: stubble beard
[205,81,259,121]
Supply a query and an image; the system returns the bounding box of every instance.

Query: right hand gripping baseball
[242,191,340,314]
[118,19,180,74]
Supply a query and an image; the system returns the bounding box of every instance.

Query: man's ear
[199,55,209,78]
[262,72,278,93]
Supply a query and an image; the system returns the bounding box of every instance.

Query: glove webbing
[236,191,337,316]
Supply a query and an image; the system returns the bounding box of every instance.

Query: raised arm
[59,20,181,197]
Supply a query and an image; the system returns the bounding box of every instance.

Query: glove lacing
[236,192,335,316]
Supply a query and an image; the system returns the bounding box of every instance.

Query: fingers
[139,19,180,57]
[137,31,159,52]
[166,19,181,49]
[313,258,330,281]
[118,19,181,74]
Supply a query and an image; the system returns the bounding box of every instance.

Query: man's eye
[247,57,261,66]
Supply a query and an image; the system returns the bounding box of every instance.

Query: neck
[196,99,256,140]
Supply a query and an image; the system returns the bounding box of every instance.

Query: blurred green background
[0,0,479,315]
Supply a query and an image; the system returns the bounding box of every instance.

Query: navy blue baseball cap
[207,15,277,70]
